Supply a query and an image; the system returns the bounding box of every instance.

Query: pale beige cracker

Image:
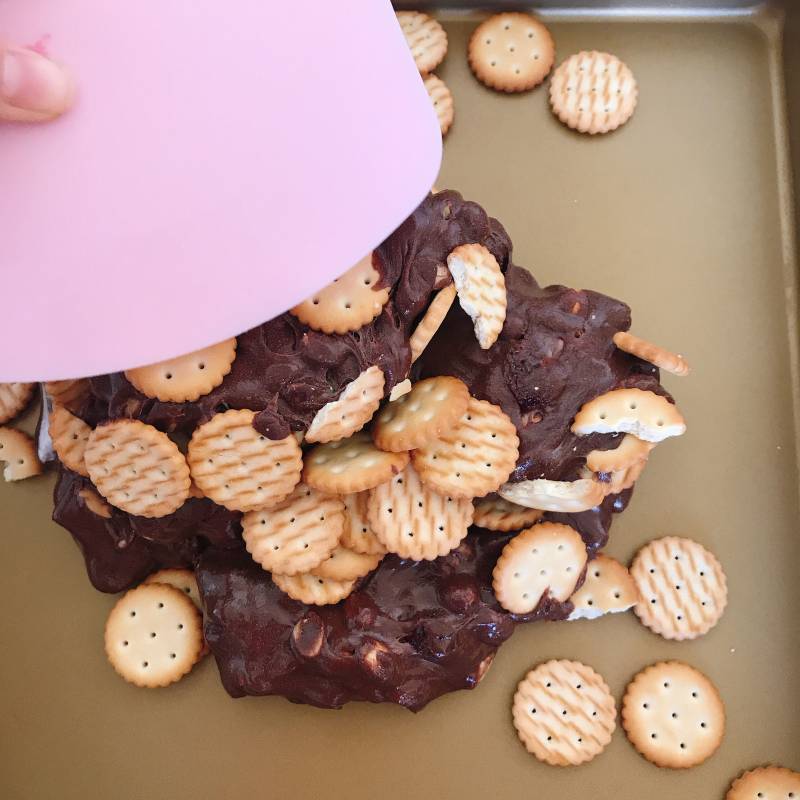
[396,11,447,74]
[188,409,302,512]
[372,375,469,453]
[468,13,554,93]
[272,572,356,606]
[550,51,638,135]
[303,431,409,494]
[341,492,386,556]
[85,419,190,518]
[305,365,385,444]
[492,522,587,614]
[144,568,208,656]
[630,536,727,641]
[104,582,203,688]
[78,486,113,518]
[50,404,91,476]
[412,397,518,498]
[311,545,383,581]
[125,338,237,402]
[726,766,800,799]
[447,243,507,349]
[499,477,605,513]
[45,378,90,408]
[424,74,454,136]
[597,458,646,496]
[0,427,43,481]
[290,253,389,335]
[409,284,457,362]
[0,382,34,424]
[568,555,639,621]
[472,496,543,532]
[367,464,473,561]
[241,483,344,576]
[571,388,686,443]
[513,659,616,766]
[388,378,412,402]
[586,433,654,474]
[622,661,725,768]
[613,331,690,377]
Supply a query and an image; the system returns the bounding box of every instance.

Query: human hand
[0,44,73,122]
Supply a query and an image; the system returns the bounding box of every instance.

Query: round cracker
[468,13,554,93]
[409,284,457,363]
[188,409,302,512]
[367,464,473,561]
[424,74,454,136]
[272,572,356,606]
[303,431,409,495]
[613,331,690,377]
[78,486,113,518]
[310,545,383,581]
[622,661,725,768]
[340,492,386,556]
[550,50,638,135]
[499,477,605,513]
[372,376,470,453]
[305,365,385,444]
[412,397,519,499]
[567,555,639,621]
[586,433,654,474]
[242,483,344,576]
[289,253,389,335]
[0,426,43,482]
[85,420,190,518]
[0,382,35,425]
[104,583,203,688]
[45,378,90,408]
[144,568,202,611]
[492,522,586,614]
[630,536,728,641]
[513,659,617,766]
[396,11,447,74]
[50,404,92,476]
[125,338,237,403]
[726,766,800,799]
[472,496,543,532]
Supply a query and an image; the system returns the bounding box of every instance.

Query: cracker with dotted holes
[409,284,457,362]
[311,545,383,581]
[272,572,357,606]
[290,254,389,335]
[622,661,725,768]
[85,419,190,518]
[499,477,605,513]
[0,427,43,481]
[550,51,638,135]
[571,388,686,443]
[424,74,454,136]
[341,492,386,555]
[367,463,473,561]
[726,766,800,800]
[447,243,507,350]
[45,378,90,408]
[586,433,654,474]
[396,11,447,74]
[104,583,203,688]
[372,376,469,453]
[613,332,690,377]
[492,522,586,614]
[513,659,617,766]
[304,431,409,495]
[0,382,34,424]
[188,409,302,512]
[468,13,554,93]
[412,397,518,499]
[389,378,412,402]
[241,483,344,576]
[50,404,91,476]
[125,338,237,403]
[568,555,639,621]
[305,365,385,444]
[78,486,113,518]
[630,536,727,641]
[472,496,543,532]
[144,567,208,656]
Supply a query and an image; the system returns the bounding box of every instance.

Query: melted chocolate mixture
[52,191,664,710]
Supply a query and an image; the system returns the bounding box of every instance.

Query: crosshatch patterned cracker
[396,11,448,74]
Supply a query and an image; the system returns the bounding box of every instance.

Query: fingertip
[0,45,74,123]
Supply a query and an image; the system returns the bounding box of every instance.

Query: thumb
[0,44,74,122]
